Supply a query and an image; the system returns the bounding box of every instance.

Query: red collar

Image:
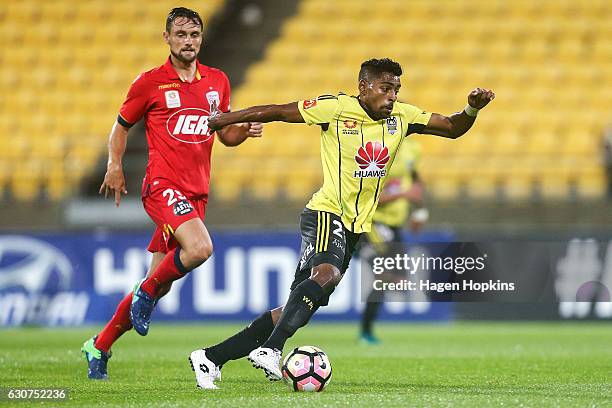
[163,56,204,82]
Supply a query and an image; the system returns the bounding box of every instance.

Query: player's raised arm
[208,102,305,131]
[420,88,495,139]
[99,121,130,207]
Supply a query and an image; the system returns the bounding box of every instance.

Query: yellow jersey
[372,138,421,227]
[297,93,431,233]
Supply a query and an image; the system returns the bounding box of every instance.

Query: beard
[171,48,197,64]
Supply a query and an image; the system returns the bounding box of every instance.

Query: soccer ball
[281,345,332,392]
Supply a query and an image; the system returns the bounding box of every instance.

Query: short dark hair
[166,7,203,33]
[359,58,402,82]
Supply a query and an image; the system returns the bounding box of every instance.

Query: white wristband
[464,104,479,117]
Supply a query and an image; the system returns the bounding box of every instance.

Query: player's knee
[310,264,342,290]
[183,239,213,268]
[194,240,213,263]
[330,269,342,286]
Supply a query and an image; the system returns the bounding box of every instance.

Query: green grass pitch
[1,322,610,407]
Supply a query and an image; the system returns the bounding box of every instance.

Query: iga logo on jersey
[354,141,389,178]
[166,108,213,144]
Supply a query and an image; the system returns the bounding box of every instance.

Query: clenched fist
[246,122,263,138]
[468,88,495,109]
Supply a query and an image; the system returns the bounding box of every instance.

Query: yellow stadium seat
[428,179,461,201]
[249,174,282,201]
[11,159,44,201]
[46,163,70,201]
[504,176,533,201]
[466,177,498,200]
[210,172,243,203]
[537,174,571,199]
[576,175,605,199]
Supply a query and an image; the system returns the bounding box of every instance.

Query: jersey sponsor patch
[386,116,398,135]
[354,141,389,178]
[165,90,181,108]
[342,120,359,135]
[303,99,317,110]
[166,108,213,144]
[173,200,194,216]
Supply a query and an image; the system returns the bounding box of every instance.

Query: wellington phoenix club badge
[386,116,397,135]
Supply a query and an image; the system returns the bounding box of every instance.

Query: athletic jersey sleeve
[297,95,341,126]
[118,73,150,128]
[400,103,433,136]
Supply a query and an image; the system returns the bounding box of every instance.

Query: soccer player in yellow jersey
[359,137,426,344]
[189,58,494,387]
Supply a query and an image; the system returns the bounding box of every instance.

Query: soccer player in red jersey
[81,7,262,380]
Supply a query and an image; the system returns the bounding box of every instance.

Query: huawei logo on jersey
[166,108,213,144]
[354,141,389,178]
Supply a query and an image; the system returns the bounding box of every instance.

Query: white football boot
[247,347,283,381]
[189,349,222,390]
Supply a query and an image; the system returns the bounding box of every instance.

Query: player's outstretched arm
[99,121,129,207]
[207,100,264,147]
[421,88,495,139]
[208,102,304,131]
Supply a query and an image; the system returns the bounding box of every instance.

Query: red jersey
[118,57,231,200]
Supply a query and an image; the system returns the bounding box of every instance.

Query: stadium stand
[0,0,223,201]
[1,0,609,204]
[213,0,610,202]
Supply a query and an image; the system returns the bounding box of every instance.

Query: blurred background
[0,0,610,327]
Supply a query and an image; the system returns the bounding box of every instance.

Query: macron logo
[354,141,389,178]
[166,108,213,144]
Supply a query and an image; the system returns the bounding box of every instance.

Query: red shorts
[142,180,207,253]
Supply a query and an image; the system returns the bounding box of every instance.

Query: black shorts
[291,208,362,306]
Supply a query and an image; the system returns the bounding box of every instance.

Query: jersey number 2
[162,189,186,206]
[332,220,344,238]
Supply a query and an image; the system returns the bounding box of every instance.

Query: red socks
[94,248,190,353]
[140,248,188,298]
[95,292,133,353]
